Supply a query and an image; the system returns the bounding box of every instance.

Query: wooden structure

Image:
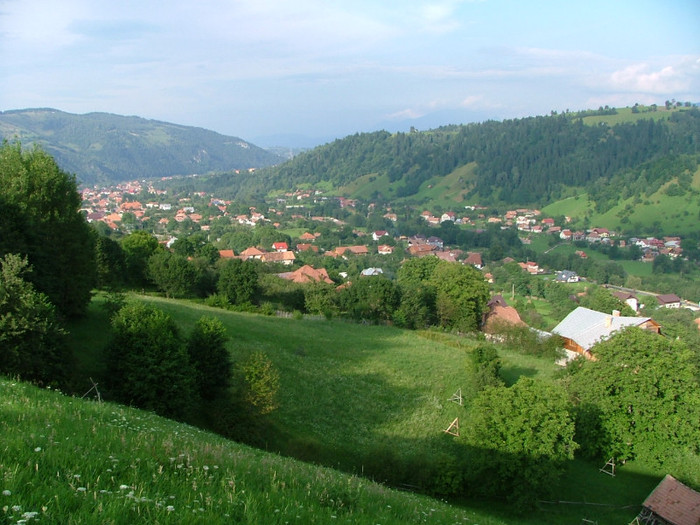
[633,474,700,525]
[444,418,459,436]
[449,389,463,406]
[599,458,615,477]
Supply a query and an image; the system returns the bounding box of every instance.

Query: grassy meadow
[1,377,500,525]
[52,294,689,523]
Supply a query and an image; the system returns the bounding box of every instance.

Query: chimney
[612,309,621,317]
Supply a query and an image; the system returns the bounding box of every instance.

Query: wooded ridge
[0,108,283,185]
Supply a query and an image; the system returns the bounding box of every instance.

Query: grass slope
[541,167,700,236]
[0,377,498,525]
[60,295,678,524]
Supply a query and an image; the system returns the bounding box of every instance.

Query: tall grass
[0,377,505,524]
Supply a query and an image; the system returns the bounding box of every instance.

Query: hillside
[61,294,685,525]
[0,108,283,185]
[1,376,499,525]
[189,106,700,231]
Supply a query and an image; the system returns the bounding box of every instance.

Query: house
[326,245,369,258]
[408,244,436,257]
[555,270,579,283]
[383,212,397,222]
[612,290,639,312]
[372,230,389,242]
[657,294,682,309]
[277,265,333,284]
[299,232,316,241]
[464,252,483,269]
[551,307,660,360]
[560,229,573,240]
[360,267,384,277]
[239,247,266,260]
[440,211,456,223]
[296,243,318,253]
[218,249,236,259]
[377,245,394,255]
[427,236,444,249]
[634,474,700,525]
[519,261,540,275]
[482,295,526,334]
[272,242,288,252]
[261,251,296,265]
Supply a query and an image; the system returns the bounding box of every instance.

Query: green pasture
[59,294,694,523]
[0,377,497,525]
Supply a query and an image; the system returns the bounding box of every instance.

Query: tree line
[193,109,700,209]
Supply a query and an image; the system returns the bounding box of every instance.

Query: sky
[1,0,699,147]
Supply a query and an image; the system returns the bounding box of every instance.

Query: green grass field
[56,295,690,523]
[1,377,500,525]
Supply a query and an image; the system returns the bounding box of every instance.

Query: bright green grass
[580,106,686,126]
[62,295,684,524]
[0,377,502,525]
[542,173,700,237]
[417,162,478,207]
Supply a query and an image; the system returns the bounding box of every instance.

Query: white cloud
[609,62,693,94]
[386,108,425,120]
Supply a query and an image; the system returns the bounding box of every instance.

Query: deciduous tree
[0,142,95,317]
[0,254,70,385]
[568,327,700,464]
[105,302,194,419]
[465,378,577,507]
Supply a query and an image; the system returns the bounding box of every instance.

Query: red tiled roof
[642,475,700,525]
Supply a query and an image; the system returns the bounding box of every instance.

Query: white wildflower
[166,505,175,512]
[119,485,129,490]
[1,490,10,496]
[12,505,22,511]
[77,487,86,492]
[34,447,41,452]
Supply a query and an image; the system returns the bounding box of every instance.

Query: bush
[105,302,195,420]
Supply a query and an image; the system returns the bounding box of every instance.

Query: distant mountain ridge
[0,108,283,185]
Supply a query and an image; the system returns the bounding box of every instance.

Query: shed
[634,474,700,525]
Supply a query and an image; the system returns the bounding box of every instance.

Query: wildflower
[119,485,129,490]
[77,487,87,492]
[22,511,39,519]
[2,490,10,496]
[34,447,41,452]
[166,506,175,512]
[12,505,22,511]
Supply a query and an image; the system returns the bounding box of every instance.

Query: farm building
[634,474,700,525]
[551,307,660,360]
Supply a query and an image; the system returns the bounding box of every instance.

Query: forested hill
[202,106,700,209]
[0,108,283,185]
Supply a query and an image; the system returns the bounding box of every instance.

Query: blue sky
[1,0,699,146]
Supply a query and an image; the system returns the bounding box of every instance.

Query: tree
[0,142,95,317]
[579,285,634,316]
[341,276,400,322]
[147,250,197,298]
[568,327,700,464]
[94,235,126,290]
[105,302,195,419]
[187,316,231,401]
[466,378,577,507]
[393,283,436,329]
[0,254,71,385]
[239,351,280,415]
[121,231,161,287]
[430,261,490,333]
[217,258,260,305]
[467,344,504,394]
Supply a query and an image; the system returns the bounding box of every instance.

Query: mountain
[198,106,700,214]
[0,108,283,185]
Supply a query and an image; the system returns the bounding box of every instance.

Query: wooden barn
[633,474,700,525]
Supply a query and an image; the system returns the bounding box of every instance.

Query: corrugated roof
[643,474,700,525]
[551,307,652,351]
